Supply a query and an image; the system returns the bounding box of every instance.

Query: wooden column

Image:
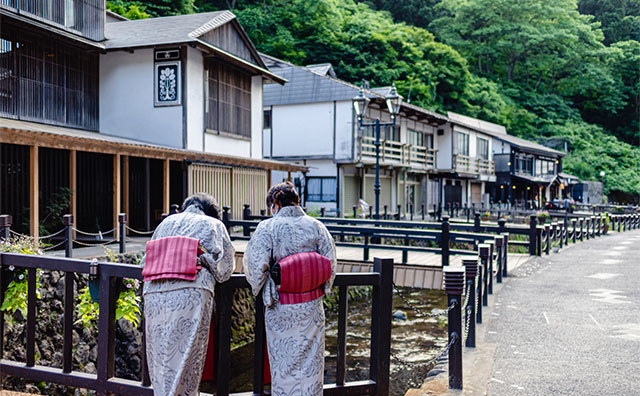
[113,154,121,240]
[29,146,39,238]
[69,150,77,239]
[163,159,170,215]
[122,155,129,220]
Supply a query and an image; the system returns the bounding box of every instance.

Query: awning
[512,173,554,184]
[0,118,307,172]
[558,172,580,185]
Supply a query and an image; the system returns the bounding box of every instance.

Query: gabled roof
[447,111,564,157]
[261,54,448,124]
[103,11,286,84]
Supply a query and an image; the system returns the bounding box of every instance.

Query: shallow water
[227,287,449,396]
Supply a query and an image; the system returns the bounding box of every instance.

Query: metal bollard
[495,236,503,283]
[502,233,509,277]
[0,214,12,240]
[479,244,489,306]
[118,213,127,254]
[463,258,479,348]
[572,219,577,243]
[580,218,584,241]
[63,214,73,258]
[558,223,564,249]
[474,213,481,232]
[536,226,543,256]
[529,215,537,256]
[441,216,450,266]
[544,224,550,255]
[443,266,465,390]
[487,241,495,294]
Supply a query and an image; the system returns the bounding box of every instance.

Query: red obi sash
[276,251,331,305]
[142,236,202,282]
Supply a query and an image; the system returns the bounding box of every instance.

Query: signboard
[154,61,181,106]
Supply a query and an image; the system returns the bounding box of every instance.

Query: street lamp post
[353,84,402,220]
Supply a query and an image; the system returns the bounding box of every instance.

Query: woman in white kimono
[142,193,235,396]
[244,182,337,396]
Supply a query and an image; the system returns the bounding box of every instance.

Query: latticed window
[0,21,98,130]
[205,60,252,139]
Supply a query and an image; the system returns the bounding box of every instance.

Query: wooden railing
[453,154,495,175]
[358,136,436,169]
[0,252,395,396]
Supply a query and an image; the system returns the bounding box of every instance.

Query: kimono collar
[275,205,305,217]
[183,205,205,215]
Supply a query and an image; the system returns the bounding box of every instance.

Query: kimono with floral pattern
[142,205,235,396]
[244,205,337,396]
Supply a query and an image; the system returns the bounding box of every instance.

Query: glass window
[306,177,337,202]
[456,132,469,155]
[263,109,272,129]
[425,134,434,149]
[408,130,423,146]
[477,137,489,160]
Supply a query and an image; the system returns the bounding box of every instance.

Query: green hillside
[108,0,640,202]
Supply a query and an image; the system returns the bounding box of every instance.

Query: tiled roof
[104,11,229,48]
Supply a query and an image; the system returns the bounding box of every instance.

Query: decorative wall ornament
[154,61,181,106]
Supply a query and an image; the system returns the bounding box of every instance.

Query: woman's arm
[199,220,235,283]
[317,222,337,294]
[243,221,273,296]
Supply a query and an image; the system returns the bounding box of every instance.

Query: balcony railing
[358,136,437,169]
[453,154,495,175]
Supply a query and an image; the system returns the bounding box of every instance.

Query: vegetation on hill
[106,0,640,201]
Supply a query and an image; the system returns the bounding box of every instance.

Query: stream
[226,287,449,396]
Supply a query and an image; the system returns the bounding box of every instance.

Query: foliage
[75,251,142,328]
[107,1,151,19]
[578,0,640,44]
[0,237,42,319]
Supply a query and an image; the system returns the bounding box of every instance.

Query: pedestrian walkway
[412,228,640,395]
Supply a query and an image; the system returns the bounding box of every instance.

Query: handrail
[0,253,395,396]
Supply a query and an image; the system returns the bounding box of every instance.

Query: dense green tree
[578,0,640,44]
[107,1,151,19]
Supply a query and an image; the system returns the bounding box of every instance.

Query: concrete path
[409,229,640,396]
[484,229,640,396]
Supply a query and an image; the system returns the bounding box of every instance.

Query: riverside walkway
[414,228,640,395]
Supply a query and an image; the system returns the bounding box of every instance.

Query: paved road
[485,229,640,396]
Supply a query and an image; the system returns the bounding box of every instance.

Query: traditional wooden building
[0,6,303,237]
[261,55,447,217]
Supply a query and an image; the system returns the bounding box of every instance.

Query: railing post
[384,205,388,220]
[465,203,469,223]
[476,254,484,324]
[498,219,506,234]
[253,293,266,394]
[243,204,252,237]
[529,215,537,256]
[63,214,73,258]
[552,222,558,246]
[544,224,550,255]
[373,257,394,396]
[320,207,326,217]
[443,266,465,390]
[353,205,357,219]
[463,258,478,348]
[364,233,370,262]
[441,216,450,266]
[536,226,542,256]
[572,219,577,243]
[495,236,503,283]
[369,206,373,219]
[396,204,402,220]
[421,204,425,221]
[222,206,231,231]
[410,204,414,221]
[580,218,584,241]
[617,215,622,233]
[487,241,494,294]
[474,212,481,232]
[591,216,596,237]
[502,233,509,278]
[479,244,489,306]
[596,216,601,237]
[0,214,11,240]
[118,213,127,254]
[558,223,564,249]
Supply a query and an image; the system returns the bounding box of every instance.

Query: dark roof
[103,12,286,84]
[448,111,564,157]
[104,11,230,49]
[261,54,448,123]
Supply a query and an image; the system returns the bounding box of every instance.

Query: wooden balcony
[453,154,495,175]
[358,136,437,170]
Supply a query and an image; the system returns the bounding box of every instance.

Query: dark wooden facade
[200,21,260,65]
[0,17,99,130]
[0,0,105,41]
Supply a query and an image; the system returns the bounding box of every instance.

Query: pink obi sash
[276,251,331,305]
[142,236,202,282]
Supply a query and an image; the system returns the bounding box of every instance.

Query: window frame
[305,177,337,202]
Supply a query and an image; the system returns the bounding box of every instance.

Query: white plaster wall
[271,102,334,157]
[304,159,338,176]
[436,124,453,169]
[100,49,183,148]
[186,46,204,151]
[204,133,251,157]
[251,75,263,159]
[334,101,354,161]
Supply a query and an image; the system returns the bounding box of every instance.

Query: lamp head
[352,88,370,121]
[385,83,402,119]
